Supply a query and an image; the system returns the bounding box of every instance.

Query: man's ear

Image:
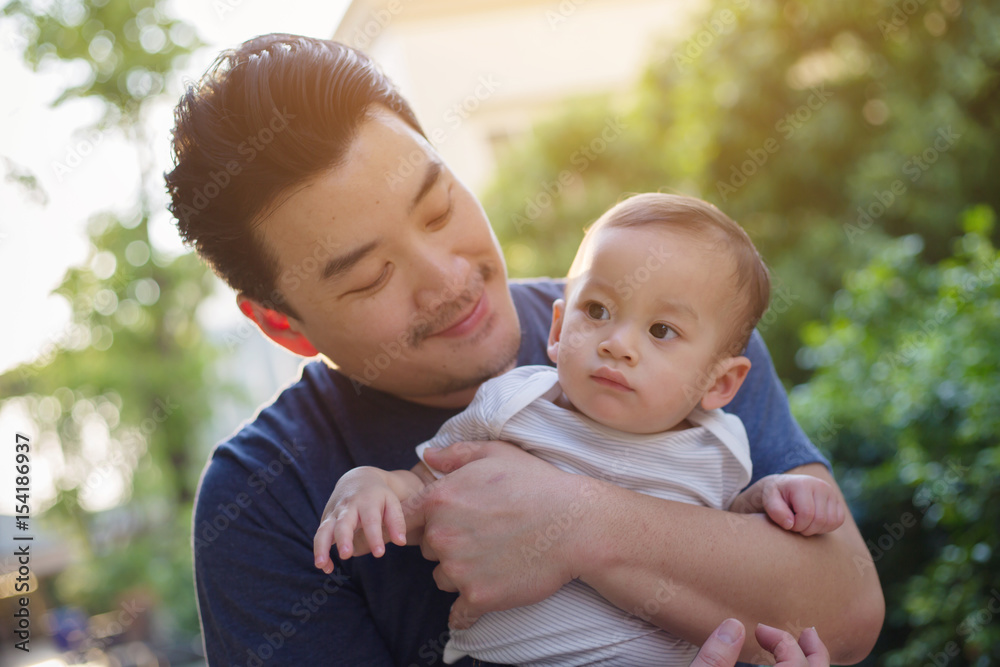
[700,356,752,412]
[546,299,566,364]
[237,295,319,357]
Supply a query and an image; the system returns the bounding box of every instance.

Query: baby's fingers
[762,487,795,530]
[360,504,388,557]
[333,511,359,560]
[821,496,845,533]
[383,498,407,547]
[787,485,817,534]
[313,516,338,573]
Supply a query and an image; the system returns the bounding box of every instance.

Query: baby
[313,193,845,666]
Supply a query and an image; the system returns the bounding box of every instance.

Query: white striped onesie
[415,365,753,667]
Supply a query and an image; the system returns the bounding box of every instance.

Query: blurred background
[0,0,997,665]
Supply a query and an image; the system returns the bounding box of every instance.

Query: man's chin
[397,337,520,408]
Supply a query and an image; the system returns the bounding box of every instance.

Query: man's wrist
[565,474,618,581]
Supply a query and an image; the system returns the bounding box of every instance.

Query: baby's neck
[552,391,695,434]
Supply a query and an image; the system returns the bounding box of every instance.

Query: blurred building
[334,0,707,192]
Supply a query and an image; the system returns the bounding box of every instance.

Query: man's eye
[428,201,453,229]
[586,302,610,320]
[649,323,677,340]
[352,265,391,295]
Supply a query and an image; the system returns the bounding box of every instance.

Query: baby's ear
[700,356,752,411]
[546,299,566,364]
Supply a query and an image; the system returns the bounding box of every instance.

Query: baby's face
[547,224,737,434]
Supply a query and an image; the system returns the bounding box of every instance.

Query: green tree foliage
[1,0,214,640]
[483,0,1000,382]
[2,0,197,113]
[791,206,1000,665]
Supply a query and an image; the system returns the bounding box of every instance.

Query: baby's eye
[649,323,677,340]
[586,302,610,320]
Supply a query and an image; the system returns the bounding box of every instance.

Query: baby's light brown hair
[571,193,771,356]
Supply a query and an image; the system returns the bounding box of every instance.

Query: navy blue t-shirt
[192,279,828,666]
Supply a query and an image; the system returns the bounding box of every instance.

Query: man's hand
[691,619,830,667]
[413,441,591,628]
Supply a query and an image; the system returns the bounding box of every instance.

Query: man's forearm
[576,464,884,664]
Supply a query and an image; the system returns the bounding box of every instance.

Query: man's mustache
[407,262,496,347]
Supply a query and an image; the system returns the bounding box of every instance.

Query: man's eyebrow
[407,159,443,214]
[321,239,380,281]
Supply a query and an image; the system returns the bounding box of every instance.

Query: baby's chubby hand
[313,467,407,574]
[734,474,846,537]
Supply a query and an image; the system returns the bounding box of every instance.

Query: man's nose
[412,245,473,315]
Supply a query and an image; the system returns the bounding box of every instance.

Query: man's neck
[402,386,481,410]
[399,358,518,409]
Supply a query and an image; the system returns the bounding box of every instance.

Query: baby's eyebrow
[655,298,699,322]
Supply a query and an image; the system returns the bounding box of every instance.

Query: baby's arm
[313,462,435,573]
[729,473,845,536]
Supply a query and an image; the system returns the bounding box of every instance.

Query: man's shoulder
[196,361,349,506]
[510,278,565,367]
[510,276,565,298]
[211,361,337,454]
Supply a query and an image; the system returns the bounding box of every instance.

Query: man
[166,34,883,665]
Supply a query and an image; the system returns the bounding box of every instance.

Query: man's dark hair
[165,33,423,316]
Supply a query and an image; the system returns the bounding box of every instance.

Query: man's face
[548,224,737,433]
[258,108,521,407]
